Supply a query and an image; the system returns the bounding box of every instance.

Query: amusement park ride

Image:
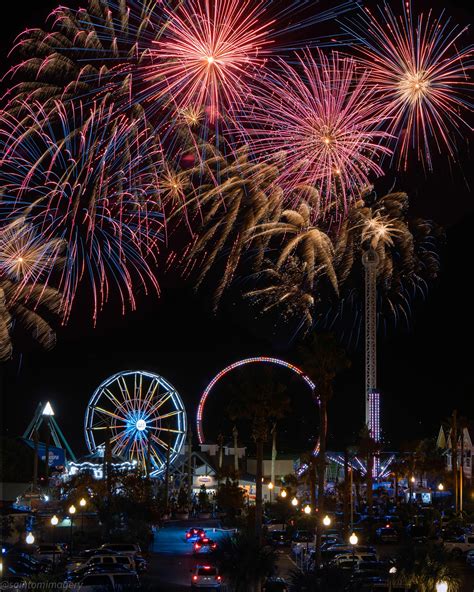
[24,247,390,481]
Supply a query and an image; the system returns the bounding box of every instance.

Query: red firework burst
[238,50,391,211]
[143,0,274,122]
[344,1,473,169]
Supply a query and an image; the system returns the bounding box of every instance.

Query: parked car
[267,530,291,547]
[331,553,377,568]
[376,527,400,544]
[36,544,67,564]
[67,554,134,574]
[262,576,289,592]
[445,534,474,557]
[466,549,474,567]
[100,543,142,557]
[266,519,286,532]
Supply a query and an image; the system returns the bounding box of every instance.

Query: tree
[296,332,350,567]
[227,366,290,542]
[357,425,379,517]
[394,545,461,592]
[216,478,245,522]
[216,530,276,592]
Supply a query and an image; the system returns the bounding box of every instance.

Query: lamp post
[323,515,331,527]
[349,532,358,576]
[436,582,448,592]
[280,489,287,499]
[68,505,76,556]
[268,482,274,504]
[388,566,397,592]
[79,497,87,533]
[25,532,35,545]
[50,516,58,570]
[291,497,299,508]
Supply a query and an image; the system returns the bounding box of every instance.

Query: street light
[349,532,358,546]
[304,505,311,515]
[291,497,299,507]
[68,504,76,556]
[389,567,397,574]
[436,582,448,592]
[438,483,444,491]
[349,532,358,574]
[322,515,331,527]
[25,532,35,545]
[280,489,287,499]
[268,482,274,504]
[79,497,87,532]
[50,516,59,570]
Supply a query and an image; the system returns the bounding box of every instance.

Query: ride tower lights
[362,248,381,478]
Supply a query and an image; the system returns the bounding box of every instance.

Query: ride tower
[362,248,381,476]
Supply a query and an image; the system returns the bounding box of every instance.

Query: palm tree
[0,279,62,361]
[296,332,350,567]
[395,545,461,592]
[227,366,290,543]
[357,425,380,518]
[216,530,277,592]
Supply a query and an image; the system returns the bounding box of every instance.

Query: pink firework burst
[344,1,473,170]
[143,0,274,122]
[239,50,391,211]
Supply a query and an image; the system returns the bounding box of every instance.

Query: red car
[194,538,217,554]
[186,528,207,542]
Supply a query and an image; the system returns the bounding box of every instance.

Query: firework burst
[238,50,392,209]
[344,1,473,169]
[144,0,274,123]
[0,217,64,284]
[0,100,164,321]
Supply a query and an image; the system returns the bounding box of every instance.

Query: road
[145,519,233,591]
[144,523,474,591]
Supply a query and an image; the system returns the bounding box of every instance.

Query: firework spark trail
[342,0,473,169]
[236,50,392,211]
[0,100,164,322]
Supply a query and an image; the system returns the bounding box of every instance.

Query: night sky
[0,0,473,458]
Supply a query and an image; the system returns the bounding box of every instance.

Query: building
[437,423,473,483]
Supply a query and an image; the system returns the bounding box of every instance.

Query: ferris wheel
[85,370,187,477]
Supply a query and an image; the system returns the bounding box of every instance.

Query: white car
[67,554,134,573]
[444,534,474,557]
[76,571,139,591]
[331,553,377,567]
[191,565,222,589]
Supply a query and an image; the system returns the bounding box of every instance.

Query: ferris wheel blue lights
[85,370,187,477]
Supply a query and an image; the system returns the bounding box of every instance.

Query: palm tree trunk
[315,395,327,568]
[367,453,374,517]
[460,429,464,513]
[451,410,458,513]
[255,438,264,543]
[394,470,399,505]
[343,449,350,537]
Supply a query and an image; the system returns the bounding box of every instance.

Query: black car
[267,530,291,547]
[262,577,289,592]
